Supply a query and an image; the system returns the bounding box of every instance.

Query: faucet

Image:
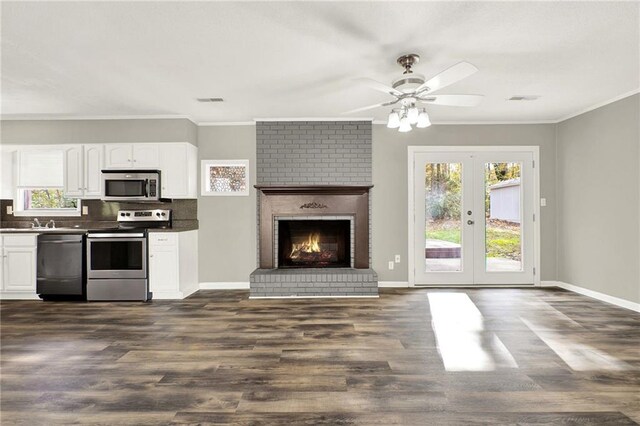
[32,218,42,229]
[46,220,56,229]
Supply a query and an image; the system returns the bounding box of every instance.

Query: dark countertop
[0,220,199,234]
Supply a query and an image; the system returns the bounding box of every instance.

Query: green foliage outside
[27,189,77,209]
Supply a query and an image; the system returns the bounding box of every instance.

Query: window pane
[25,189,78,210]
[484,162,522,271]
[425,163,463,272]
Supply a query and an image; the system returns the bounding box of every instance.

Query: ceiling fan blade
[356,78,403,97]
[415,62,478,94]
[342,100,398,115]
[419,94,484,107]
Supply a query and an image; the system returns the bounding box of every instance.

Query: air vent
[508,95,539,101]
[197,98,224,102]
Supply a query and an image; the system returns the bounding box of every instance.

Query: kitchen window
[14,188,81,217]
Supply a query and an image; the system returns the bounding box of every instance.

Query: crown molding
[372,120,557,126]
[0,114,197,125]
[555,88,640,123]
[198,121,255,126]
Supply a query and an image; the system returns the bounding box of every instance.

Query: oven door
[87,235,147,279]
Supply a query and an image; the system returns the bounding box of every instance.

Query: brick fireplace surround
[250,121,378,298]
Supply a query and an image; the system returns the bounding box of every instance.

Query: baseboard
[379,281,410,288]
[199,282,250,290]
[151,291,184,300]
[545,281,640,313]
[0,292,41,300]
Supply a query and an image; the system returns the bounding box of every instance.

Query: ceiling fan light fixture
[398,116,412,133]
[407,106,419,124]
[387,111,400,129]
[416,109,431,128]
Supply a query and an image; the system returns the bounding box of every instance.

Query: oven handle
[88,233,146,239]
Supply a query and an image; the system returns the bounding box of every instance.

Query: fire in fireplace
[278,220,350,268]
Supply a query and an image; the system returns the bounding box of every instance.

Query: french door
[412,149,535,285]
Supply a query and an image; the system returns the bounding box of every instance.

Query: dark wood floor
[1,288,639,425]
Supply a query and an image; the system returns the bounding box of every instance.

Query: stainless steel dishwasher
[37,234,85,300]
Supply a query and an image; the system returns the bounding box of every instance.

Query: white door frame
[408,146,541,287]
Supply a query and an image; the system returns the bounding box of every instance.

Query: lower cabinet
[1,234,38,298]
[148,231,198,299]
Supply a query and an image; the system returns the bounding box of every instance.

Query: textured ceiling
[2,1,639,123]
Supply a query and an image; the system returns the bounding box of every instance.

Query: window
[15,188,81,217]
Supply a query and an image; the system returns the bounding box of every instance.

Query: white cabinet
[148,231,198,299]
[159,143,198,199]
[84,145,104,198]
[1,234,37,298]
[104,144,159,169]
[63,145,104,199]
[0,146,17,199]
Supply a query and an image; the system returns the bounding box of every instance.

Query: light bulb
[407,107,419,124]
[416,110,431,128]
[387,111,400,129]
[398,116,412,132]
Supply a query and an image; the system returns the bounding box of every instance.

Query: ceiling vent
[508,95,539,101]
[197,98,224,103]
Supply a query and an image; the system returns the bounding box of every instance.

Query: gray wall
[197,125,257,283]
[1,118,198,146]
[372,123,558,282]
[557,94,640,304]
[256,121,371,185]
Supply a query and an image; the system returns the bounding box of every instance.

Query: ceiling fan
[345,54,483,132]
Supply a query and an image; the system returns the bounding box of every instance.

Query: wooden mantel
[256,185,372,269]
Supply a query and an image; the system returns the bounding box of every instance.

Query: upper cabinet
[63,145,104,199]
[104,144,159,169]
[159,143,198,199]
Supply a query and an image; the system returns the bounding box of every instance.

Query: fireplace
[278,219,351,268]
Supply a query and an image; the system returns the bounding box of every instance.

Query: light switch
[394,255,401,263]
[388,261,395,270]
[540,198,547,207]
[6,205,13,215]
[82,205,89,215]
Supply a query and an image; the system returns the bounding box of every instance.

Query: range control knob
[156,212,161,217]
[161,212,166,216]
[120,213,125,217]
[126,213,131,217]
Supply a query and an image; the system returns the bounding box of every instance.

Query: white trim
[545,281,640,313]
[0,292,40,300]
[373,120,557,126]
[199,282,250,290]
[378,281,410,288]
[556,89,640,123]
[253,117,373,122]
[151,291,185,300]
[0,114,197,125]
[250,295,379,299]
[198,121,255,126]
[407,145,541,287]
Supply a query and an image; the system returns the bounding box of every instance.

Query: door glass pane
[484,162,522,271]
[425,163,462,272]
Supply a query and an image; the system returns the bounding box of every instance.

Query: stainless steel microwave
[101,170,161,202]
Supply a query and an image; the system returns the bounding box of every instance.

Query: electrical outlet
[6,205,13,215]
[82,205,89,215]
[388,261,394,270]
[394,255,401,263]
[540,198,547,207]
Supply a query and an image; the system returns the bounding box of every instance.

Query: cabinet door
[132,144,159,168]
[84,145,104,198]
[63,146,84,197]
[0,237,3,291]
[3,246,36,292]
[104,145,133,169]
[148,246,179,295]
[159,144,188,198]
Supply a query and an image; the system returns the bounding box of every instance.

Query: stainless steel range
[86,209,171,301]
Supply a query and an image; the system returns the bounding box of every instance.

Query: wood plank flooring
[1,288,639,425]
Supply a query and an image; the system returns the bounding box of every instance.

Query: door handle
[467,220,474,225]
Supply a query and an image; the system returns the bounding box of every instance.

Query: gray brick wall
[256,121,372,185]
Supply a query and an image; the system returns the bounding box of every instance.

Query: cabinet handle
[128,159,132,162]
[150,254,154,258]
[133,159,137,162]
